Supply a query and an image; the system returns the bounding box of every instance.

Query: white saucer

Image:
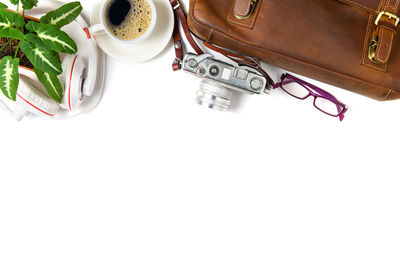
[90,0,174,63]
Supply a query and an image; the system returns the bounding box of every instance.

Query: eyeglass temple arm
[273,79,292,89]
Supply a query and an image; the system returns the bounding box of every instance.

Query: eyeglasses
[273,73,348,121]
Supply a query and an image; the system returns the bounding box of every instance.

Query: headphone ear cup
[16,76,60,117]
[61,55,86,112]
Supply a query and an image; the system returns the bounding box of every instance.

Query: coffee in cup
[89,0,157,44]
[105,0,153,40]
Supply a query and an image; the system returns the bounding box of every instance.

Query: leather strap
[169,0,203,71]
[371,0,400,64]
[203,41,249,63]
[383,0,399,15]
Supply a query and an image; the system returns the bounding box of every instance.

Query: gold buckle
[375,11,400,26]
[235,0,257,20]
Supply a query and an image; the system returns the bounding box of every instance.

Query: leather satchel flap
[234,0,255,18]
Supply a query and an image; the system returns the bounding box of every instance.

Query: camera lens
[196,81,233,111]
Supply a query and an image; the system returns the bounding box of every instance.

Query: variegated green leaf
[34,68,63,103]
[25,21,77,54]
[0,9,24,39]
[20,34,62,75]
[0,26,23,39]
[21,0,38,10]
[0,56,19,101]
[41,2,82,28]
[0,3,7,9]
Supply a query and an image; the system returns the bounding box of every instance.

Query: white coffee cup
[89,0,157,44]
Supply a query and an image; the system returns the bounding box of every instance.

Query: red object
[68,55,79,111]
[17,94,55,117]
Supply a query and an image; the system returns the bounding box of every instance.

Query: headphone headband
[75,16,99,97]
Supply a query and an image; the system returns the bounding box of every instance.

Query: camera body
[181,53,268,111]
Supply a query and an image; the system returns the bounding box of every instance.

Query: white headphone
[1,14,101,121]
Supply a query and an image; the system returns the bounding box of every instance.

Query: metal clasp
[171,0,180,10]
[368,36,379,64]
[375,11,400,26]
[235,0,258,20]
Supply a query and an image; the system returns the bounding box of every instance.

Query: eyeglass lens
[314,97,344,116]
[281,77,344,116]
[281,77,310,99]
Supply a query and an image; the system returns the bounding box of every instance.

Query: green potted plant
[0,0,82,103]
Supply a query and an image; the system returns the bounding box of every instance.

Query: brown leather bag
[187,0,400,100]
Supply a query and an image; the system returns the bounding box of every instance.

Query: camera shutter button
[209,65,219,76]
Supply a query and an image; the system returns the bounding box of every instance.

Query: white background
[1,0,400,266]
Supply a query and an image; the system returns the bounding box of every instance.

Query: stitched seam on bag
[338,0,378,13]
[375,0,388,67]
[361,14,373,66]
[376,26,395,62]
[386,0,400,11]
[190,0,212,42]
[378,0,385,13]
[382,88,393,99]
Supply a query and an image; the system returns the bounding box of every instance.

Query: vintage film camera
[181,53,268,111]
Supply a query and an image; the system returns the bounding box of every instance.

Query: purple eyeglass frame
[273,73,348,121]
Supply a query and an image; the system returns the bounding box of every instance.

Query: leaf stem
[14,41,21,59]
[0,39,14,53]
[14,7,26,56]
[21,8,25,32]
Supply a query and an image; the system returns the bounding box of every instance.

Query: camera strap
[169,0,274,88]
[170,0,204,71]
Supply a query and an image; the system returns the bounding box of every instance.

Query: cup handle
[89,24,106,36]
